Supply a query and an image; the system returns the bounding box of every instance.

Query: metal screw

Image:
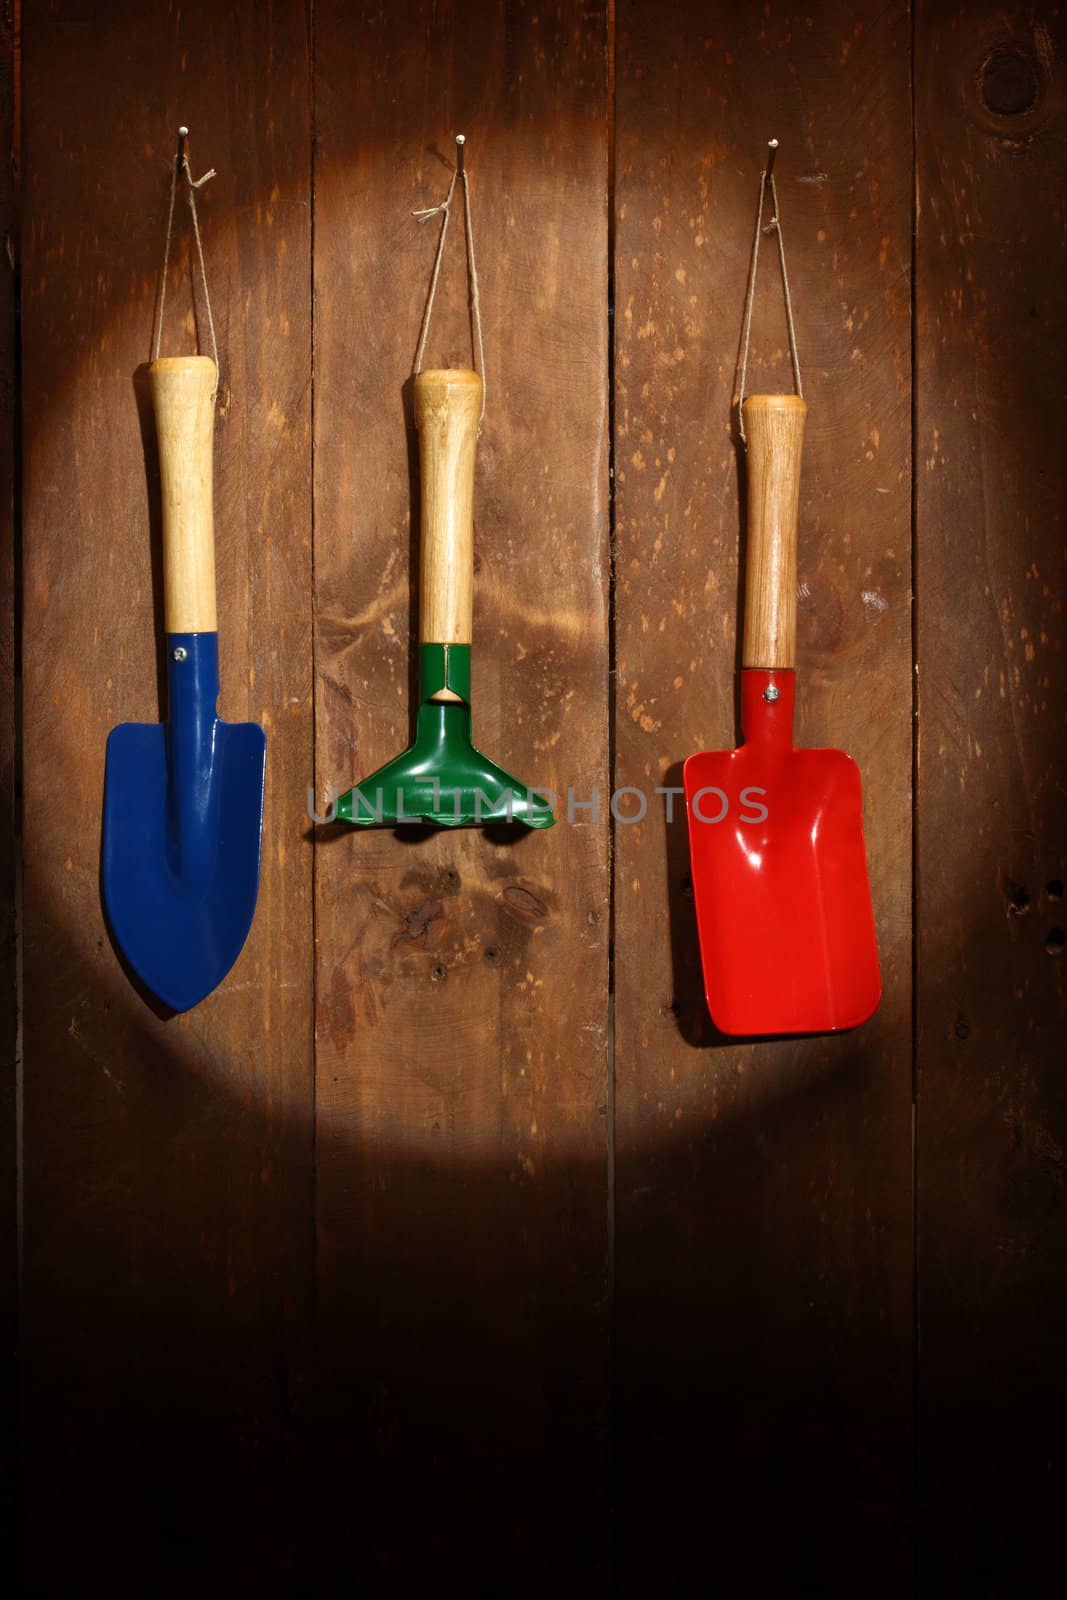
[172,646,188,662]
[763,684,780,702]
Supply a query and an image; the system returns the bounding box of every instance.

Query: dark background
[2,1,1064,1593]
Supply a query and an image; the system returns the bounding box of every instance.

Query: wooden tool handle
[741,394,807,670]
[150,355,218,633]
[415,368,482,649]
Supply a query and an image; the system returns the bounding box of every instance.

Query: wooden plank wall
[613,2,914,1591]
[18,3,314,1590]
[309,0,610,1583]
[915,1,1067,1588]
[8,0,1066,1591]
[1,0,17,1555]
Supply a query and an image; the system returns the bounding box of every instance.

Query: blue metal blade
[102,633,266,1012]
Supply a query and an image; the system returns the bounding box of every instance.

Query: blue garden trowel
[103,356,266,1011]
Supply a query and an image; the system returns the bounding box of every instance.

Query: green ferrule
[420,643,471,703]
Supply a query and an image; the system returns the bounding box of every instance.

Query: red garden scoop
[683,393,881,1036]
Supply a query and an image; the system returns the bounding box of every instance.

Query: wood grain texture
[742,393,808,668]
[19,3,313,1590]
[415,366,480,651]
[151,355,218,633]
[312,1,610,1583]
[914,1,1067,1586]
[613,2,914,1590]
[0,0,17,1555]
[12,3,1067,1582]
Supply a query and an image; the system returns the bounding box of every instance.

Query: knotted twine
[152,127,220,395]
[736,139,803,445]
[412,134,486,424]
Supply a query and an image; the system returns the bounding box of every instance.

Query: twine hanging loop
[412,133,486,423]
[152,126,220,392]
[735,138,803,445]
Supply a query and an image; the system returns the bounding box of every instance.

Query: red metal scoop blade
[684,392,880,1036]
[684,669,880,1036]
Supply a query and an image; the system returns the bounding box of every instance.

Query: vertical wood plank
[915,2,1067,1586]
[613,2,914,1588]
[19,3,313,1589]
[312,1,611,1581]
[0,0,17,1548]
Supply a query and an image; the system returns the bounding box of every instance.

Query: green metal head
[336,645,554,828]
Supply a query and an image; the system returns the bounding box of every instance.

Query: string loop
[736,140,803,445]
[412,135,486,423]
[152,128,220,393]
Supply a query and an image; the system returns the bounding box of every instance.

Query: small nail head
[763,684,780,703]
[178,126,189,139]
[173,646,188,662]
[455,133,466,146]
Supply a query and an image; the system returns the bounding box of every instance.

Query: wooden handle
[415,368,482,650]
[741,394,807,669]
[150,355,218,633]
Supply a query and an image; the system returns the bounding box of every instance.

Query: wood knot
[979,44,1042,117]
[1006,881,1031,917]
[502,884,549,922]
[392,898,446,949]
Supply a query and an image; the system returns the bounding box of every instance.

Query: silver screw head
[763,684,780,702]
[172,646,188,662]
